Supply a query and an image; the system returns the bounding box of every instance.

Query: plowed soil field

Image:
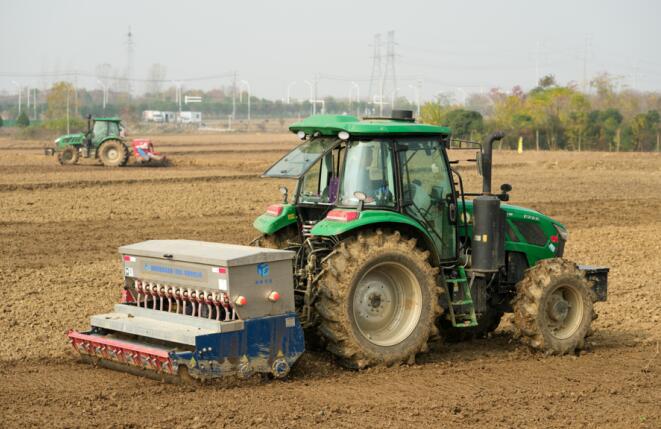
[0,132,659,428]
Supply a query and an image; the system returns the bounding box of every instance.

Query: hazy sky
[1,0,660,102]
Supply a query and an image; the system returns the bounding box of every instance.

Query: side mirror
[476,152,483,176]
[279,185,289,204]
[498,183,512,201]
[354,191,367,212]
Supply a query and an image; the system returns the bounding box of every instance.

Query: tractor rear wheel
[99,140,129,167]
[254,226,300,249]
[513,258,595,354]
[58,146,79,165]
[316,230,442,369]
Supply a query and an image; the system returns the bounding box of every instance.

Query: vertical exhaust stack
[472,132,506,273]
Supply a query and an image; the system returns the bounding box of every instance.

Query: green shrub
[16,111,30,127]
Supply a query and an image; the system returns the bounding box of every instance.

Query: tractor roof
[289,115,451,137]
[94,117,122,122]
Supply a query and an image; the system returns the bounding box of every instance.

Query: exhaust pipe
[472,131,506,273]
[481,131,505,195]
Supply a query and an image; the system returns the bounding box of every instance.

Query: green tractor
[253,110,608,369]
[45,116,164,167]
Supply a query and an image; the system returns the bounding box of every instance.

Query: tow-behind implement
[68,240,304,381]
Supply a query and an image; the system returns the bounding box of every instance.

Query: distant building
[142,110,164,122]
[177,111,202,124]
[142,110,200,124]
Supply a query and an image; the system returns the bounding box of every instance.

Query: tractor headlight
[553,224,569,241]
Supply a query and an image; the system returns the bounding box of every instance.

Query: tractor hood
[460,200,565,230]
[55,132,84,142]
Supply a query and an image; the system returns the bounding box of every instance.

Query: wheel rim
[106,148,119,160]
[352,262,422,347]
[544,284,584,340]
[62,151,73,161]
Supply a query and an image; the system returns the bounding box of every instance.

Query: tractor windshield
[339,140,396,208]
[263,137,339,178]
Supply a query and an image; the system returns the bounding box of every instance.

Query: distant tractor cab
[45,116,165,167]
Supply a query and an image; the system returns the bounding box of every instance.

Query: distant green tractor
[45,116,164,167]
[253,110,609,369]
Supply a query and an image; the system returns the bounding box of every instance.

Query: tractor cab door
[398,137,457,261]
[91,121,108,146]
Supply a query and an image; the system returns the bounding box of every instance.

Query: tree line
[1,74,659,151]
[421,74,661,152]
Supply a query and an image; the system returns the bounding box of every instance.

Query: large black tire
[316,230,442,369]
[513,258,595,354]
[99,140,129,167]
[57,146,79,165]
[438,307,503,343]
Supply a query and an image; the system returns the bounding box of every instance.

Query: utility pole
[33,88,37,120]
[232,71,237,120]
[126,26,134,100]
[240,80,251,122]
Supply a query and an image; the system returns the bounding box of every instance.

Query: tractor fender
[311,210,441,265]
[253,204,298,235]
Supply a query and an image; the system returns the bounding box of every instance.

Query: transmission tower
[383,30,397,112]
[367,34,383,113]
[126,26,134,99]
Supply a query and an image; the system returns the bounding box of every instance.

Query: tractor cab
[86,117,124,147]
[262,112,457,261]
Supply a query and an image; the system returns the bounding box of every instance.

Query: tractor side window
[107,122,120,136]
[93,121,107,137]
[340,140,395,208]
[399,137,456,259]
[299,150,335,204]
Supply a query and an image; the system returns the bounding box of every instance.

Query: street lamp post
[11,81,21,116]
[350,81,360,117]
[408,82,421,118]
[240,80,251,122]
[97,80,108,111]
[304,80,315,115]
[387,87,400,113]
[66,89,70,134]
[286,81,297,104]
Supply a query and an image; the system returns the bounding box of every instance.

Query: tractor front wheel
[58,146,79,165]
[513,258,595,354]
[99,140,129,167]
[316,230,442,369]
